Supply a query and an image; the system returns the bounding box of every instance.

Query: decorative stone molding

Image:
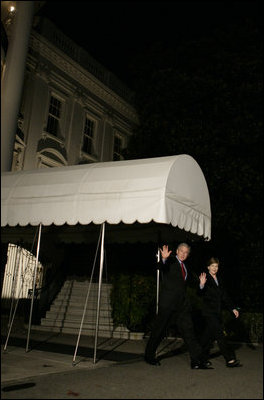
[74,86,86,105]
[103,107,114,125]
[41,131,65,148]
[34,60,51,83]
[29,34,139,125]
[36,148,68,168]
[17,115,24,132]
[79,151,98,164]
[37,138,68,164]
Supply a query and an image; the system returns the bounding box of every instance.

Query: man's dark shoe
[144,356,161,366]
[191,361,213,369]
[226,359,242,368]
[205,360,212,367]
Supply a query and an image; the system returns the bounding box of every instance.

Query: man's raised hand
[160,245,172,259]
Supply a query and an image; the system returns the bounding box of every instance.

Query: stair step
[60,282,112,288]
[41,319,114,329]
[44,313,112,322]
[53,297,110,307]
[57,287,111,294]
[46,309,112,318]
[61,284,112,292]
[50,303,111,312]
[39,280,129,339]
[52,292,111,300]
[60,283,111,288]
[30,324,142,339]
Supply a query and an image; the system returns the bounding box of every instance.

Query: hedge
[110,273,263,343]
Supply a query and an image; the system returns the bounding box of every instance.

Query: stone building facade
[1,3,138,172]
[11,17,139,171]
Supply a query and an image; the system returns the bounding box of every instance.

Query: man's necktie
[180,262,186,280]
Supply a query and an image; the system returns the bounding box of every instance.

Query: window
[46,95,62,137]
[113,134,123,161]
[82,116,95,155]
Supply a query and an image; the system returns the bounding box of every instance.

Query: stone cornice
[29,33,139,125]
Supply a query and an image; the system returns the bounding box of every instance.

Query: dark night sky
[38,1,260,87]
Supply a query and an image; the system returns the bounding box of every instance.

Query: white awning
[1,155,211,240]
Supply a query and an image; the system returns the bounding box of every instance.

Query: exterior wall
[11,17,139,170]
[1,12,139,310]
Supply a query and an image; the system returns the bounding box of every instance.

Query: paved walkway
[1,322,263,399]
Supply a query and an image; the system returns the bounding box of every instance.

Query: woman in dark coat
[198,257,242,368]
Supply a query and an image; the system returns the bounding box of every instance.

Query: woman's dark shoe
[226,359,242,368]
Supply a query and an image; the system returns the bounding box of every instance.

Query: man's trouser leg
[177,311,203,364]
[145,307,173,360]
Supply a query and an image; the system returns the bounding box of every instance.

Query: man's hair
[177,242,191,252]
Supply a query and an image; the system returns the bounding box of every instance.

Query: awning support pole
[156,270,160,315]
[26,223,42,352]
[72,224,103,365]
[93,222,105,364]
[156,247,160,315]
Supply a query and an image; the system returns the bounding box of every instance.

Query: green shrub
[110,273,263,343]
[222,310,263,343]
[110,273,156,332]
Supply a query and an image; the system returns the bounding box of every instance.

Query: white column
[1,1,34,172]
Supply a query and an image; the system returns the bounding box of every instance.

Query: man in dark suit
[198,257,242,367]
[144,243,210,369]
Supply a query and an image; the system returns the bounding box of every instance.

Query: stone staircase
[30,278,143,339]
